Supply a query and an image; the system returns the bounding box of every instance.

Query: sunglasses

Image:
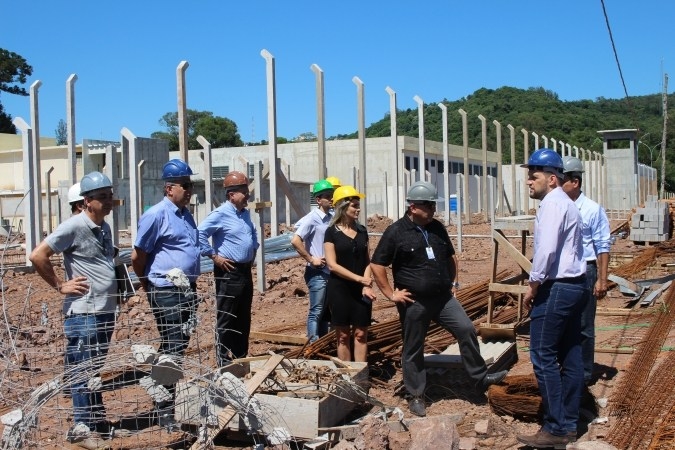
[318,193,333,200]
[87,192,114,201]
[170,181,195,190]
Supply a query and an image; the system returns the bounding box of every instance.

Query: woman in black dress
[324,186,376,362]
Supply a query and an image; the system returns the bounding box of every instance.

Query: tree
[0,48,33,133]
[151,109,243,152]
[55,119,67,145]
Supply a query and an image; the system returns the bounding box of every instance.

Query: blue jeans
[305,267,329,342]
[64,313,115,427]
[581,263,598,383]
[530,277,587,436]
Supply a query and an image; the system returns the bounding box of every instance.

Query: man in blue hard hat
[517,149,588,448]
[131,159,201,430]
[30,171,117,443]
[291,179,335,343]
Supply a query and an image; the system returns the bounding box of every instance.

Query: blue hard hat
[162,159,195,180]
[521,148,564,175]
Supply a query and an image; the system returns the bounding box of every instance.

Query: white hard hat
[67,183,84,204]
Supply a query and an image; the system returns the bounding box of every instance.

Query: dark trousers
[214,264,254,366]
[148,284,197,408]
[581,263,598,382]
[397,294,487,397]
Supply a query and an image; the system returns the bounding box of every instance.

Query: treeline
[334,86,674,190]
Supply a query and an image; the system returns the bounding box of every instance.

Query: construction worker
[68,182,85,215]
[30,171,117,442]
[198,171,259,365]
[131,159,201,430]
[370,181,507,417]
[516,149,588,448]
[561,156,611,385]
[291,179,335,342]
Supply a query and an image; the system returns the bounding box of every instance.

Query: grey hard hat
[562,156,585,174]
[80,171,113,195]
[406,181,439,202]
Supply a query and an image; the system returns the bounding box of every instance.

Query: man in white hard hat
[30,171,117,443]
[68,182,85,215]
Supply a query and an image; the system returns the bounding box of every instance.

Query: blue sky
[2,1,672,143]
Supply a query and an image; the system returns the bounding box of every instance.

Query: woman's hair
[329,197,358,227]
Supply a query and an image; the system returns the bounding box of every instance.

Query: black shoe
[482,370,508,389]
[408,397,426,417]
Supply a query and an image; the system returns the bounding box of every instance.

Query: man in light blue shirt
[562,156,611,385]
[517,149,588,449]
[198,171,259,365]
[132,159,201,429]
[291,179,334,342]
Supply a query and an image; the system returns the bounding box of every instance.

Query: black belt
[232,262,252,270]
[586,260,597,266]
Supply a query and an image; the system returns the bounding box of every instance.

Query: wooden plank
[489,282,528,295]
[595,347,634,354]
[492,230,532,273]
[189,353,284,450]
[249,331,307,345]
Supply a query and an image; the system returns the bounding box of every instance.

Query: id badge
[426,246,435,260]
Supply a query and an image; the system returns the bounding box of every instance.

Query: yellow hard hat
[325,176,342,189]
[332,185,365,205]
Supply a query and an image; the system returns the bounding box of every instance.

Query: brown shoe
[516,429,570,449]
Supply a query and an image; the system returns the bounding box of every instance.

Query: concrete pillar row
[414,95,425,182]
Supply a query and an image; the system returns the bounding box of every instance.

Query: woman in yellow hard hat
[323,185,375,362]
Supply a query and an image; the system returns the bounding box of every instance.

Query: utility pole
[660,73,668,199]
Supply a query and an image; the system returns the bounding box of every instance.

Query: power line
[600,0,630,99]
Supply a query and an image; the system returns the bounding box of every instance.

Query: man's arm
[30,241,88,295]
[370,263,413,304]
[595,252,609,298]
[291,234,324,268]
[131,247,149,291]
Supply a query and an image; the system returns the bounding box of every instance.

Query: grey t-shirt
[45,213,117,315]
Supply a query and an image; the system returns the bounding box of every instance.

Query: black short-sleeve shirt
[371,215,455,297]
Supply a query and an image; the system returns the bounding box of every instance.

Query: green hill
[335,86,673,191]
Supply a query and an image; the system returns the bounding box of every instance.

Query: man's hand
[391,288,414,304]
[58,276,89,295]
[309,256,326,269]
[594,280,607,299]
[522,284,537,314]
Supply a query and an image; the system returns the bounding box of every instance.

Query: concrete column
[13,117,36,265]
[104,145,119,249]
[531,132,539,150]
[566,143,572,157]
[386,87,400,220]
[559,141,565,156]
[455,172,463,252]
[46,167,54,234]
[521,128,529,214]
[30,81,44,243]
[458,108,471,223]
[541,135,548,148]
[310,64,327,179]
[197,136,213,216]
[551,138,557,154]
[253,161,266,293]
[122,128,139,243]
[176,61,189,161]
[494,120,503,217]
[66,74,77,183]
[137,160,145,220]
[478,114,488,221]
[573,146,579,158]
[261,50,279,236]
[507,124,517,215]
[414,95,425,182]
[353,76,367,220]
[439,103,450,225]
[593,151,600,202]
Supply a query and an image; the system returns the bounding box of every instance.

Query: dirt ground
[2,211,674,449]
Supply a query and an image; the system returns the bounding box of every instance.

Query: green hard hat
[312,179,334,196]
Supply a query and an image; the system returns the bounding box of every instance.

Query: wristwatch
[453,282,460,288]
